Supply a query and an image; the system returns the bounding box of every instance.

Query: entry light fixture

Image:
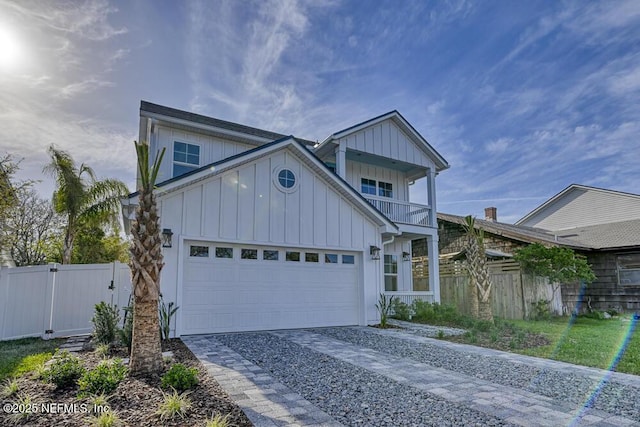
[370,245,381,260]
[402,251,411,262]
[161,228,174,248]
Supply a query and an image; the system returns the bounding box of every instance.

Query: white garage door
[181,241,360,334]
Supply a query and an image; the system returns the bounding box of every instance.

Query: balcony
[365,196,432,226]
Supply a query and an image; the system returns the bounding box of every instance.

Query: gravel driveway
[183,325,640,427]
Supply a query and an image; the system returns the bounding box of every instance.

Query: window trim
[173,141,201,177]
[361,177,393,198]
[273,166,299,193]
[384,254,398,291]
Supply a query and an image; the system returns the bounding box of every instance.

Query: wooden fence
[417,258,562,320]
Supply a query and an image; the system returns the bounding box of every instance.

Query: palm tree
[43,146,128,264]
[128,141,165,375]
[462,216,493,322]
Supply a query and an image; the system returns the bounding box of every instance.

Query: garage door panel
[182,242,359,334]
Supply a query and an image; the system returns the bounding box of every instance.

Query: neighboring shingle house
[516,185,640,312]
[416,187,640,313]
[123,101,449,335]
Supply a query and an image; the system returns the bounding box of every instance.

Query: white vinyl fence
[0,262,132,341]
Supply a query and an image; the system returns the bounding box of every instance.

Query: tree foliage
[7,187,62,266]
[514,243,596,284]
[43,145,129,264]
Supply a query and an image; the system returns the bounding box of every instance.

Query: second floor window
[173,142,200,177]
[378,181,393,198]
[361,178,376,195]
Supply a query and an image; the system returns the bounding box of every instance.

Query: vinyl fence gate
[0,262,132,341]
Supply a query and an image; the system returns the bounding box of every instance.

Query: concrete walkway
[183,327,640,427]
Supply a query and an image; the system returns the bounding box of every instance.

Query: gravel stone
[311,327,640,422]
[216,332,513,427]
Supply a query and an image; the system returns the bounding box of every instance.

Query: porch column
[427,234,441,303]
[335,141,346,178]
[426,168,437,227]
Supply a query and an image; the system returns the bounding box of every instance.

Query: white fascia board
[142,111,273,146]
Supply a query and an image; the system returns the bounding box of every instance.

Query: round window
[278,169,296,189]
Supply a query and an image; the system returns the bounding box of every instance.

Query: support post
[427,234,441,303]
[426,169,437,227]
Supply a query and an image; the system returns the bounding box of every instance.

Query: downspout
[382,235,395,246]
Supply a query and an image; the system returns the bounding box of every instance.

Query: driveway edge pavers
[182,335,343,427]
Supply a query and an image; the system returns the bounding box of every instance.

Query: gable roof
[438,212,590,250]
[314,110,449,172]
[125,136,399,234]
[140,101,316,146]
[516,184,640,229]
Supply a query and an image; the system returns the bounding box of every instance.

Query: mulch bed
[447,329,550,351]
[0,339,252,426]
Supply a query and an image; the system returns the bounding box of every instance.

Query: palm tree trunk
[478,294,493,322]
[129,299,162,375]
[62,223,74,264]
[468,276,479,318]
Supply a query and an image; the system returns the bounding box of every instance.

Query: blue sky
[1,0,639,223]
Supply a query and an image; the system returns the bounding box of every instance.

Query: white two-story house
[122,101,449,336]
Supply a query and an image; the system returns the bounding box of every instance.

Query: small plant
[42,350,86,389]
[161,363,199,392]
[118,304,133,353]
[92,302,120,345]
[436,330,445,339]
[1,377,19,397]
[206,413,231,427]
[531,299,551,321]
[95,343,110,358]
[375,293,395,328]
[391,299,412,321]
[89,410,121,427]
[88,393,111,414]
[159,296,179,341]
[156,390,192,421]
[490,330,499,342]
[9,392,35,424]
[78,359,127,397]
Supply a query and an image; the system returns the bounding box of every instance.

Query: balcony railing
[365,196,431,226]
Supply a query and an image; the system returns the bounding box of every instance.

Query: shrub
[78,359,127,397]
[375,293,395,328]
[206,413,231,427]
[412,301,459,323]
[391,299,412,321]
[92,302,120,345]
[531,299,551,321]
[1,378,19,397]
[89,410,121,427]
[42,350,85,389]
[95,344,110,358]
[118,304,133,353]
[156,390,192,421]
[161,363,199,392]
[159,296,179,342]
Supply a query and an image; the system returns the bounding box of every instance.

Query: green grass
[509,315,640,375]
[0,337,63,381]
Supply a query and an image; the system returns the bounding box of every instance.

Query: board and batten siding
[152,124,254,183]
[345,161,410,202]
[160,150,380,249]
[158,147,386,327]
[338,118,436,169]
[384,238,413,291]
[520,188,640,231]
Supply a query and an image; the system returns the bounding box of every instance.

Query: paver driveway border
[183,326,640,427]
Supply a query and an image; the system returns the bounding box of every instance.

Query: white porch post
[335,141,346,178]
[426,169,437,227]
[427,234,441,303]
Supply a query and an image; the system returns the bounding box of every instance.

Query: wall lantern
[161,229,174,248]
[402,251,411,262]
[370,245,381,260]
